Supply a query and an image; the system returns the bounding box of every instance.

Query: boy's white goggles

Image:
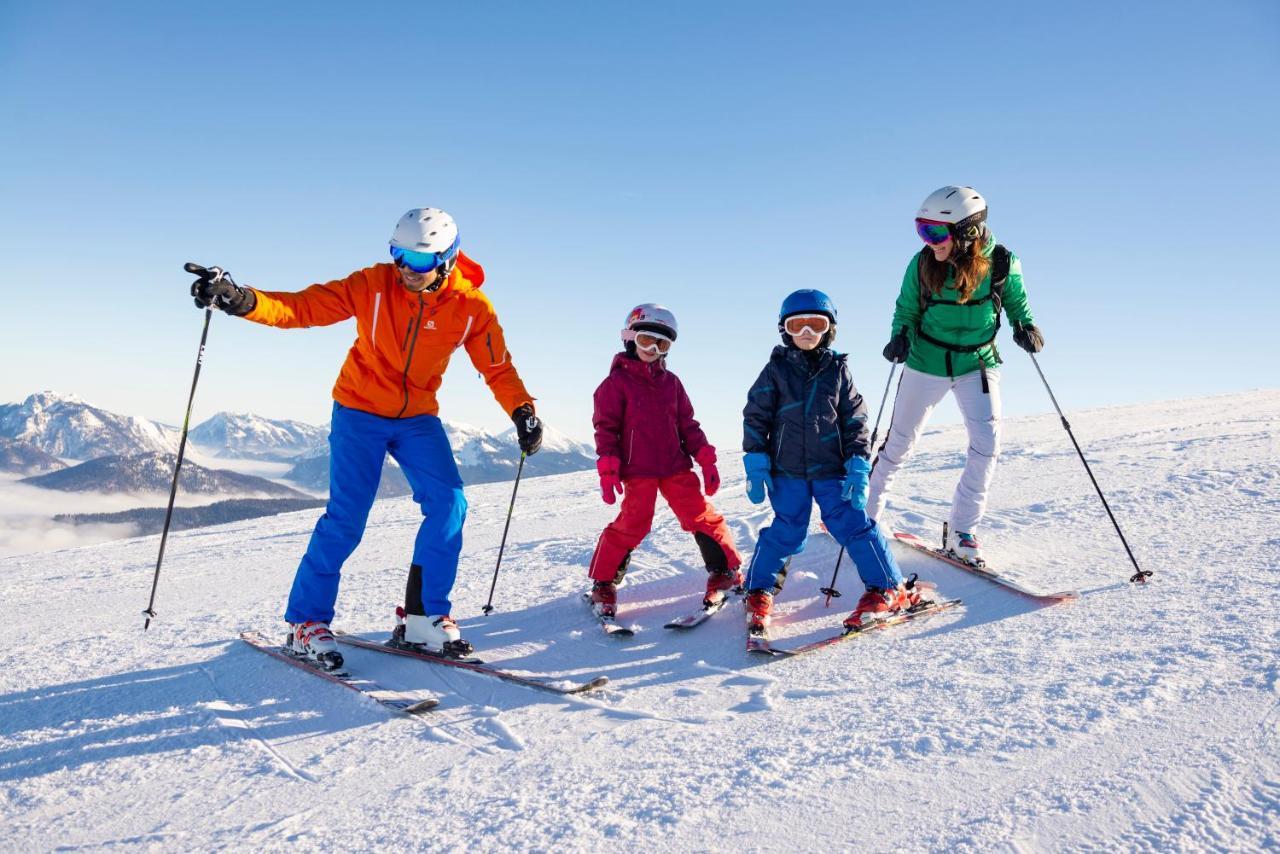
[634,330,673,353]
[783,314,831,336]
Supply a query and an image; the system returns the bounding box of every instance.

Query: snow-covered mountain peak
[189,411,328,461]
[0,392,176,460]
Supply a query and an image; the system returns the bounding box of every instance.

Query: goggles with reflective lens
[634,330,673,353]
[783,314,831,336]
[915,218,952,246]
[390,237,461,274]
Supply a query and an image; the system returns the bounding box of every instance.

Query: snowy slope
[1,390,1277,850]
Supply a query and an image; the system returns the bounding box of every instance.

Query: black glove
[882,329,910,363]
[1013,324,1044,354]
[187,262,256,317]
[512,404,543,455]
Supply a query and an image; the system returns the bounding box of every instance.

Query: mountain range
[1,392,596,544]
[21,453,309,498]
[0,392,596,488]
[188,412,329,461]
[0,437,67,476]
[0,392,177,460]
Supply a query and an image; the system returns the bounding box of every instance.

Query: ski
[239,631,440,716]
[665,594,729,630]
[581,592,635,637]
[751,598,963,659]
[893,531,1080,602]
[746,628,774,655]
[333,631,609,695]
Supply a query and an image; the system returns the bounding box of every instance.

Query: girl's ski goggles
[390,237,461,274]
[783,314,831,336]
[915,218,952,246]
[634,330,673,353]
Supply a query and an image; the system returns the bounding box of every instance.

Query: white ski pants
[866,365,1001,533]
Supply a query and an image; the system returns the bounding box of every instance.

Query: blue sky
[1,1,1277,446]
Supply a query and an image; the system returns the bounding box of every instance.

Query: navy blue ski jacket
[742,345,870,479]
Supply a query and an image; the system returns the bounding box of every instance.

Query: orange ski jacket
[243,253,533,419]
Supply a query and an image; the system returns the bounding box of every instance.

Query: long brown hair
[919,236,993,304]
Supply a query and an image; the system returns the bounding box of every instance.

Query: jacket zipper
[397,293,426,418]
[371,292,381,347]
[627,429,635,464]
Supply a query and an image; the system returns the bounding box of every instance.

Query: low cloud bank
[0,515,139,558]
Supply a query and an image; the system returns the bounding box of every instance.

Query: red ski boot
[590,581,618,619]
[842,586,909,632]
[704,567,744,608]
[898,573,936,611]
[744,589,773,634]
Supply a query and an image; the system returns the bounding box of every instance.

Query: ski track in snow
[1,389,1278,850]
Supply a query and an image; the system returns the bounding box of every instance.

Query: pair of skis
[582,589,735,637]
[745,597,963,658]
[241,628,610,719]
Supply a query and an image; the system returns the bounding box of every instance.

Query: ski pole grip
[184,261,209,275]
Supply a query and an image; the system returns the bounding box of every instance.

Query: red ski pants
[588,470,741,582]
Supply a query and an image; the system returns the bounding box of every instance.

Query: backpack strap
[914,245,1013,374]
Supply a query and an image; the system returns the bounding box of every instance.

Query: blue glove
[842,456,871,509]
[744,452,773,505]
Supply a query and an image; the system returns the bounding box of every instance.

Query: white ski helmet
[390,208,460,255]
[917,186,988,241]
[621,303,678,344]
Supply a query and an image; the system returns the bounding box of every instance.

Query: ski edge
[893,531,1081,602]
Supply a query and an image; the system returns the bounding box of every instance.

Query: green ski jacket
[888,236,1035,378]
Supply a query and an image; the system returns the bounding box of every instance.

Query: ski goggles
[390,237,460,274]
[634,330,673,353]
[915,218,952,246]
[783,314,831,336]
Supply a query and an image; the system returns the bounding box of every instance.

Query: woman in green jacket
[866,186,1044,565]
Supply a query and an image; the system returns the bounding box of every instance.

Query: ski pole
[822,361,900,606]
[481,452,527,615]
[1028,352,1152,583]
[143,264,218,630]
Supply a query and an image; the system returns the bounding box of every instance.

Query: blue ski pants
[285,402,466,623]
[745,476,903,594]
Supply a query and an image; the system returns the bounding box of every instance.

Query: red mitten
[694,446,720,496]
[597,456,624,505]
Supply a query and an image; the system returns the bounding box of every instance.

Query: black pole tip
[818,587,841,598]
[1129,570,1154,583]
[481,605,494,615]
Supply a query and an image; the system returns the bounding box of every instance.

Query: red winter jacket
[592,353,712,479]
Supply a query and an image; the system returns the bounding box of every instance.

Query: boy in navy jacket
[741,290,929,638]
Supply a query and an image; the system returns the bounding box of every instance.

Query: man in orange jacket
[190,208,543,667]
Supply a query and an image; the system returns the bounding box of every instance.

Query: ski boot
[589,580,618,619]
[743,589,773,636]
[947,529,985,566]
[899,573,936,611]
[286,621,344,671]
[704,566,744,609]
[393,606,474,658]
[842,586,909,632]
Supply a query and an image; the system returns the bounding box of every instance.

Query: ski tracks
[198,666,318,783]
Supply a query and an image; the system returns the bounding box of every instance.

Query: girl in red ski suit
[587,304,742,617]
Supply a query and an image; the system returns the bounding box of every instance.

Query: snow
[1,389,1277,850]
